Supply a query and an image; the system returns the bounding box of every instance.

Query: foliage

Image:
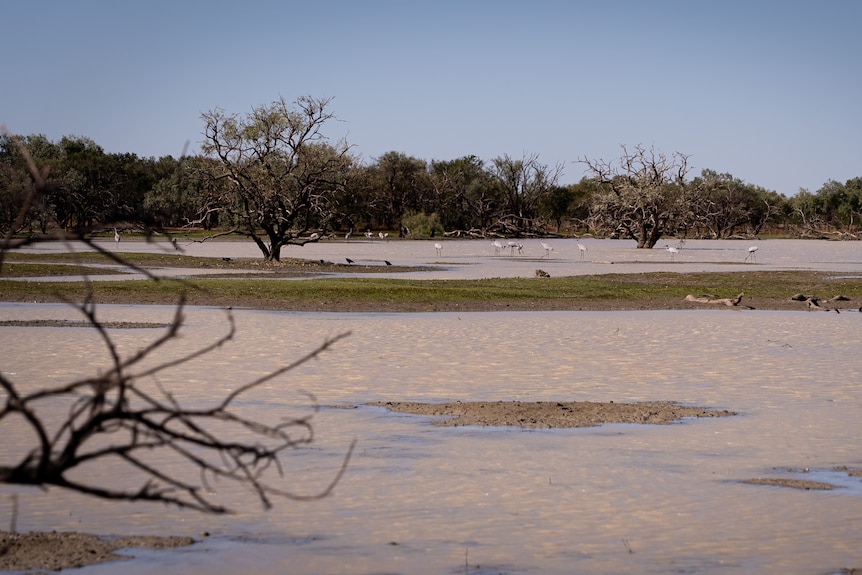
[791,178,862,237]
[361,151,432,234]
[487,153,563,235]
[428,155,497,233]
[5,123,862,242]
[200,96,353,260]
[686,170,764,238]
[401,210,444,238]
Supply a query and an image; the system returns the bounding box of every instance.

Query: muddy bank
[0,530,194,572]
[0,319,170,328]
[367,400,736,428]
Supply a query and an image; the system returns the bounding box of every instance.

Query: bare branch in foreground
[0,136,355,513]
[0,302,353,513]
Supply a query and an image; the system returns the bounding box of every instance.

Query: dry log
[684,292,745,307]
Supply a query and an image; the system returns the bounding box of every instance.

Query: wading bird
[114,228,120,243]
[492,240,504,255]
[541,241,554,258]
[664,245,678,261]
[434,242,443,256]
[507,241,523,256]
[577,242,587,259]
[745,246,758,263]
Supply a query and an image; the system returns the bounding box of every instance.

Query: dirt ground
[367,400,736,428]
[0,530,195,572]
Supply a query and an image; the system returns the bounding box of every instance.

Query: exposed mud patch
[367,400,736,428]
[742,466,862,492]
[0,530,194,572]
[0,319,171,329]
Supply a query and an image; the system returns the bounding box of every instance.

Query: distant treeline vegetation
[3,97,860,260]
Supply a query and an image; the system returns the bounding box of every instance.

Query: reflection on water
[1,303,861,574]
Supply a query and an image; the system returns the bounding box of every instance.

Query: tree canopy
[3,115,861,247]
[199,96,353,261]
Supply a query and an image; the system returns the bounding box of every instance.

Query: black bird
[346,258,354,264]
[384,260,392,266]
[222,257,232,262]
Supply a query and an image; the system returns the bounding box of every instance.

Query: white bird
[745,245,759,263]
[664,244,678,261]
[345,230,352,241]
[492,240,504,255]
[113,228,120,243]
[365,230,373,239]
[309,232,319,241]
[541,241,554,258]
[434,242,443,256]
[577,242,587,259]
[506,241,523,255]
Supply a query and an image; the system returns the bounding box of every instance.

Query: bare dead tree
[0,127,354,513]
[581,144,693,248]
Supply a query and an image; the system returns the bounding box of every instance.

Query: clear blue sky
[2,0,859,196]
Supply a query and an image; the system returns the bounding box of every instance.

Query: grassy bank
[2,268,860,312]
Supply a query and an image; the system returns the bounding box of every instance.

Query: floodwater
[13,236,862,280]
[1,239,861,574]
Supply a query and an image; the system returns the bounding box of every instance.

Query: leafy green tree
[749,186,789,237]
[0,133,62,234]
[487,153,562,234]
[688,170,761,238]
[793,178,862,236]
[401,210,443,238]
[790,188,824,235]
[566,178,597,232]
[843,177,862,233]
[540,185,574,233]
[364,151,431,232]
[54,136,111,228]
[200,96,352,261]
[144,156,220,228]
[816,179,860,232]
[428,155,496,233]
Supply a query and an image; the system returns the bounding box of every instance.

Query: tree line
[3,97,861,260]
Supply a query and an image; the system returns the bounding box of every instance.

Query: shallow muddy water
[14,237,862,280]
[1,303,861,574]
